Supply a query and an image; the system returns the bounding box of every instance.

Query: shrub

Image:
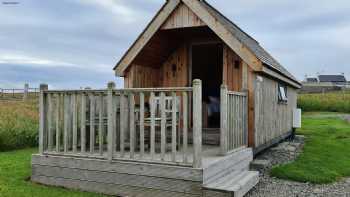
[0,100,38,151]
[298,91,350,113]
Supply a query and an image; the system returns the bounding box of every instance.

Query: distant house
[301,74,347,93]
[318,75,347,85]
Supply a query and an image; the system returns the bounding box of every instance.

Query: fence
[0,84,39,101]
[220,85,248,155]
[39,80,203,168]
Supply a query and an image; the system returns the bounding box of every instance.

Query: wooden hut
[32,0,301,197]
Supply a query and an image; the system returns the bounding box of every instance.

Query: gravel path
[246,137,350,197]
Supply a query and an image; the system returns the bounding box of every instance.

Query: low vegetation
[271,113,350,183]
[298,91,350,113]
[0,100,39,151]
[0,148,104,197]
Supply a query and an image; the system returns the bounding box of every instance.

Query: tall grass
[0,100,38,151]
[298,91,350,113]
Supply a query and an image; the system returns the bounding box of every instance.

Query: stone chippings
[247,136,350,197]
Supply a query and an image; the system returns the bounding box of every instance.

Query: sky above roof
[1,0,350,89]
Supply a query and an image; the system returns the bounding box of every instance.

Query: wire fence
[0,84,40,101]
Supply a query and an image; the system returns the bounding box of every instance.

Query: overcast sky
[1,0,350,89]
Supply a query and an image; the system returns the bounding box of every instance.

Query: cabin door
[191,43,223,128]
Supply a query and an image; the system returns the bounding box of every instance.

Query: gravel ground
[246,137,350,197]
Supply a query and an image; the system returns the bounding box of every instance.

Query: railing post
[107,82,116,161]
[39,84,48,154]
[192,79,202,168]
[220,84,228,155]
[23,83,29,101]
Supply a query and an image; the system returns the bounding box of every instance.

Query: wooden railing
[220,85,248,155]
[39,80,203,168]
[0,84,39,101]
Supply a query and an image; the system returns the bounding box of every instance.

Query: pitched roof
[200,1,298,83]
[318,75,347,83]
[114,0,301,87]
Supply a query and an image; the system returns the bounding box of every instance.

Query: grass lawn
[0,148,106,197]
[271,112,350,184]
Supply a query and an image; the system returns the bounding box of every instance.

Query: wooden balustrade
[220,85,248,155]
[39,80,202,167]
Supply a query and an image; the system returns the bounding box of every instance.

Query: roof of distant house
[318,75,347,83]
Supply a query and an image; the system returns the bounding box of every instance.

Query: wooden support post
[63,94,70,153]
[107,82,116,161]
[55,94,60,152]
[81,93,87,153]
[23,83,29,101]
[192,79,202,168]
[220,84,228,155]
[39,84,48,154]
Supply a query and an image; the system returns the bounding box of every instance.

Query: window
[278,84,288,103]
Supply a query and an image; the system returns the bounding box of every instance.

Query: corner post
[220,84,228,155]
[39,84,48,154]
[192,79,202,168]
[107,81,116,161]
[23,83,29,101]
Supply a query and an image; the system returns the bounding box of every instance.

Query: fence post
[192,79,202,168]
[220,84,228,155]
[39,84,48,154]
[23,83,29,101]
[107,81,116,161]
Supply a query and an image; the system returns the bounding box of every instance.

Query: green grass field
[0,100,39,151]
[0,148,105,197]
[298,91,350,113]
[271,112,350,183]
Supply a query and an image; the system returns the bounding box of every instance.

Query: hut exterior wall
[254,75,297,148]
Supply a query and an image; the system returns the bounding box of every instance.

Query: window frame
[278,83,288,104]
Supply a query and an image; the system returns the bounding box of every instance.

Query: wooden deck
[32,147,255,197]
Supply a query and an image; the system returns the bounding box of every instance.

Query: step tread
[204,171,259,195]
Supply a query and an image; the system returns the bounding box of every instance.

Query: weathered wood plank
[32,175,200,197]
[160,92,166,161]
[47,93,53,151]
[119,93,126,157]
[182,92,188,163]
[107,83,115,161]
[192,80,202,168]
[171,92,177,162]
[63,94,70,153]
[220,85,228,154]
[72,94,78,153]
[32,165,202,195]
[139,92,145,158]
[39,84,48,154]
[55,94,60,152]
[90,94,96,153]
[32,154,203,181]
[129,93,135,159]
[81,94,87,153]
[98,94,104,155]
[150,92,156,160]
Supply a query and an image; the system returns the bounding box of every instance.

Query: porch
[37,80,249,168]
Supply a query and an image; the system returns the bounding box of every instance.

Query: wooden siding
[125,44,189,88]
[254,76,297,147]
[162,3,205,30]
[161,44,189,87]
[124,65,160,88]
[223,45,242,92]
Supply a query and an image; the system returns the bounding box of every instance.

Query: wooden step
[203,170,259,197]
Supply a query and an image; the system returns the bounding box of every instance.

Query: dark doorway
[191,43,223,128]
